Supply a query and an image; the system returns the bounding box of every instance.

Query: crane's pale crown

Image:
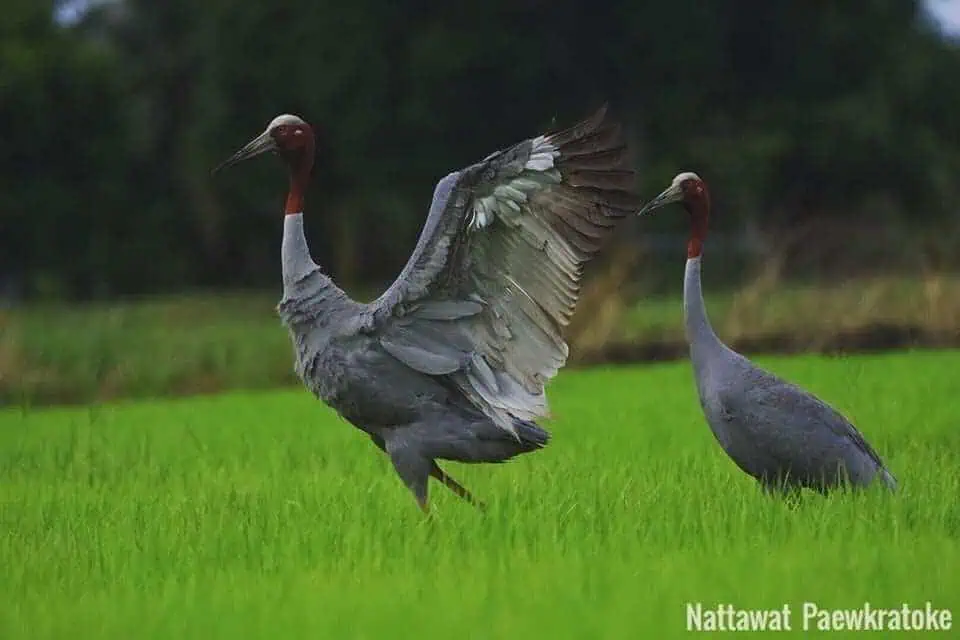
[268,114,307,130]
[671,171,702,188]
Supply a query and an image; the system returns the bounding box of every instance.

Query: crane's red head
[637,171,711,259]
[267,115,315,159]
[213,114,316,215]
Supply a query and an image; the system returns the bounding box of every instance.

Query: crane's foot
[432,462,487,512]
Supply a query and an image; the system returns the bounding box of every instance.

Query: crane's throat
[285,167,309,216]
[685,199,709,259]
[285,187,304,216]
[283,144,314,216]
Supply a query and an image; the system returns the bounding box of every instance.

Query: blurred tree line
[1,0,958,300]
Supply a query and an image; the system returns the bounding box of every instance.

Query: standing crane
[637,172,897,496]
[214,107,640,512]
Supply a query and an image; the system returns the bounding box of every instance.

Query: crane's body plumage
[637,173,896,495]
[684,257,897,493]
[238,107,639,509]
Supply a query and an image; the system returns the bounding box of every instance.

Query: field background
[4,268,960,407]
[5,2,960,637]
[3,351,958,638]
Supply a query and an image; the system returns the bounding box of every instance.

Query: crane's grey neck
[282,214,319,287]
[684,256,725,366]
[278,213,353,328]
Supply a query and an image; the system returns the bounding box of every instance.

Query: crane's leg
[431,462,486,512]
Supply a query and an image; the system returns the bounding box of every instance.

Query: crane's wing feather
[370,106,639,431]
[719,369,888,469]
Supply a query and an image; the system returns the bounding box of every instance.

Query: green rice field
[2,350,958,638]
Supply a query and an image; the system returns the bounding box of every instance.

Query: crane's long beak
[637,184,683,216]
[212,130,277,175]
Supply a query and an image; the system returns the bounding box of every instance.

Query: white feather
[512,177,543,191]
[495,183,528,203]
[525,155,554,172]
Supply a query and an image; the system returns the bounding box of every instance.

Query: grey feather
[407,300,484,321]
[684,257,897,494]
[379,337,464,375]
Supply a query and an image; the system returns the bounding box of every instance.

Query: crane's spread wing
[718,370,888,469]
[369,105,640,432]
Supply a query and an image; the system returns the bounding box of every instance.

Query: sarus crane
[214,106,640,512]
[637,172,897,496]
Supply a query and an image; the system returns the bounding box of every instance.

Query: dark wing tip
[529,104,641,259]
[546,103,619,149]
[549,104,641,215]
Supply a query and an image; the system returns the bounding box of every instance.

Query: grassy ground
[0,293,292,405]
[2,350,958,638]
[3,273,960,406]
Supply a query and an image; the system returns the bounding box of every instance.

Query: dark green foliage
[2,1,958,299]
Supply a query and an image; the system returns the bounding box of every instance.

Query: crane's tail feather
[460,415,550,463]
[878,467,898,492]
[512,417,550,449]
